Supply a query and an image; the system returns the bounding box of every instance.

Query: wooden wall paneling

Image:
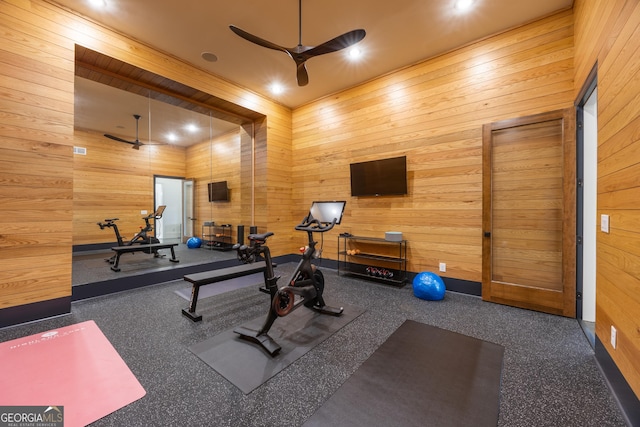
[574,0,640,399]
[0,1,75,313]
[1,0,293,324]
[292,12,574,279]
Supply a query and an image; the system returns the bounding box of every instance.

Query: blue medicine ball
[186,237,202,249]
[412,271,446,301]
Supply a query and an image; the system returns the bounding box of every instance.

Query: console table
[338,235,407,286]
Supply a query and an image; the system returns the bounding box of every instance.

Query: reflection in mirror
[72,75,247,284]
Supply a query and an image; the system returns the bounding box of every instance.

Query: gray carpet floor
[0,261,629,427]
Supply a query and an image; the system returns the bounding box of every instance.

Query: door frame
[482,108,577,317]
[575,64,598,343]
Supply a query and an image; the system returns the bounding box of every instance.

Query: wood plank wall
[574,0,640,399]
[0,0,75,310]
[0,0,293,315]
[292,11,575,284]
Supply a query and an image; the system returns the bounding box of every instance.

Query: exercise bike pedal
[233,326,281,356]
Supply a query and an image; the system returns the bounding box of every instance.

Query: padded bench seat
[181,261,271,322]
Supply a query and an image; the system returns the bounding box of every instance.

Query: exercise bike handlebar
[294,216,337,233]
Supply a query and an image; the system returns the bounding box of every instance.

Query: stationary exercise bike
[233,201,347,356]
[97,205,166,262]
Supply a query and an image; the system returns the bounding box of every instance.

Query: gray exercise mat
[189,303,365,394]
[174,272,264,301]
[303,319,505,427]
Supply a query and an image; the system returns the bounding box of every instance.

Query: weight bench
[181,261,273,322]
[110,243,179,272]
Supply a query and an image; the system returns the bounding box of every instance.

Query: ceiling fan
[104,114,147,150]
[229,0,365,86]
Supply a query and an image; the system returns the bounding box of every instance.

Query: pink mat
[0,320,146,427]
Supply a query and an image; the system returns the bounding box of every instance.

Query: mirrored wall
[72,46,260,260]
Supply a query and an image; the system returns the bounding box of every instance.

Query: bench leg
[169,246,179,263]
[181,285,202,322]
[110,253,122,272]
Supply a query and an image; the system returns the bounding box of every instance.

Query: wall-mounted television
[350,156,408,197]
[208,181,229,202]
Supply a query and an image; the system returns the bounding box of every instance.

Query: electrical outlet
[611,325,617,349]
[439,262,446,272]
[141,210,148,215]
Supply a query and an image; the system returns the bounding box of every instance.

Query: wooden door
[482,109,576,317]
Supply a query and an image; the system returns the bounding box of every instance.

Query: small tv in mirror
[350,156,407,197]
[308,201,346,224]
[208,181,229,202]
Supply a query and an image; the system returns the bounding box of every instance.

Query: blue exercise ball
[186,237,202,249]
[412,271,446,301]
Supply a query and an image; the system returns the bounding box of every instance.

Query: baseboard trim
[595,338,640,426]
[0,297,71,329]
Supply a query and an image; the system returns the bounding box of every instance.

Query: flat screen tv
[308,201,346,225]
[208,181,229,202]
[350,156,407,197]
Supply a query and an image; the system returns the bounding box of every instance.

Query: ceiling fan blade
[229,25,288,53]
[104,134,135,145]
[296,62,309,86]
[305,29,366,57]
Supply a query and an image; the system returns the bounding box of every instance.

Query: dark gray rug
[189,303,365,394]
[174,272,264,301]
[303,319,505,427]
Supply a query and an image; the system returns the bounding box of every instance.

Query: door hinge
[577,236,582,245]
[576,292,582,300]
[577,178,584,187]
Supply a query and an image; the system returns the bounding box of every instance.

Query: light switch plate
[601,214,610,233]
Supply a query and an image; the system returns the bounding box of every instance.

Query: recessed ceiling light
[87,0,107,8]
[201,52,218,63]
[166,132,178,142]
[184,123,199,133]
[455,0,474,11]
[269,82,285,95]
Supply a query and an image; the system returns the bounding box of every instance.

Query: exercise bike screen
[309,201,346,224]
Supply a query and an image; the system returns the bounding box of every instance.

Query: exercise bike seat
[248,232,274,244]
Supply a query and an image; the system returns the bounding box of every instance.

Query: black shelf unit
[338,235,407,286]
[202,223,233,250]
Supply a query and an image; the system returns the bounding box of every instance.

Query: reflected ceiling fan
[229,0,365,86]
[104,114,148,150]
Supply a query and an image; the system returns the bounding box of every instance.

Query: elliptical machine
[233,201,346,356]
[97,205,166,261]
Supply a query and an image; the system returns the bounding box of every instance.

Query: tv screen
[208,181,229,202]
[350,156,407,197]
[308,201,346,224]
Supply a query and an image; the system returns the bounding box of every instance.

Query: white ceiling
[61,0,573,145]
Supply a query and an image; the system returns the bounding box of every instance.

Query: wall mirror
[72,46,262,280]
